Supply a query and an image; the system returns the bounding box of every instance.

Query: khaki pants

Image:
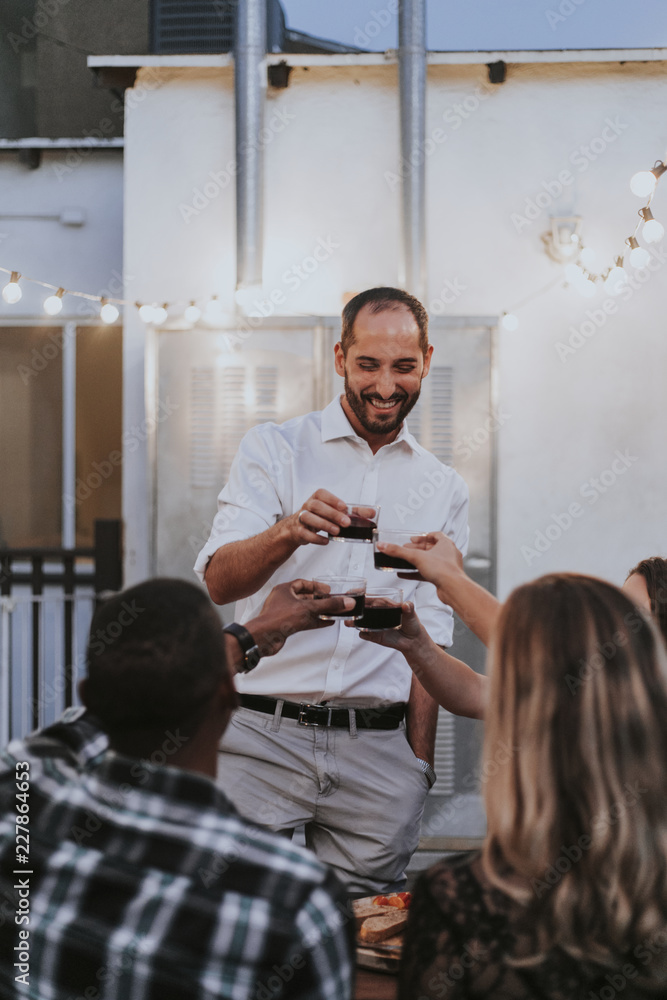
[217,705,429,895]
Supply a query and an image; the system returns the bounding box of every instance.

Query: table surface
[354,968,398,999]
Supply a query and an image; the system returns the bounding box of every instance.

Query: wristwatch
[416,757,437,790]
[222,623,261,673]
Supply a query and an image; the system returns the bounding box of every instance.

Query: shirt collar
[321,395,420,453]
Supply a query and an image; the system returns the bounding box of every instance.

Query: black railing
[0,520,122,736]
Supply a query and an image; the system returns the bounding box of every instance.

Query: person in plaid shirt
[0,578,356,1000]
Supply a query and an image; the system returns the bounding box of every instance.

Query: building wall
[0,0,148,138]
[122,58,667,594]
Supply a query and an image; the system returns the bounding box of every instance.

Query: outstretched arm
[352,604,487,720]
[378,532,501,647]
[223,579,355,674]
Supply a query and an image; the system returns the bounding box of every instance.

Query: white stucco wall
[121,57,667,594]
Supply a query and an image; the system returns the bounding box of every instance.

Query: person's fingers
[311,488,348,510]
[308,497,351,528]
[295,514,332,544]
[304,595,354,615]
[290,578,315,596]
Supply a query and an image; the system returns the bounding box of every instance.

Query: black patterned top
[399,852,667,999]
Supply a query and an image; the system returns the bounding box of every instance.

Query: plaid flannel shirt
[0,709,354,1000]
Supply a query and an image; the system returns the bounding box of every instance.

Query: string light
[152,303,168,326]
[2,271,22,304]
[3,156,665,334]
[100,298,119,324]
[205,296,225,323]
[137,303,156,323]
[184,301,201,324]
[630,161,667,198]
[604,257,627,295]
[626,236,650,269]
[579,247,596,269]
[640,207,664,244]
[578,276,597,298]
[43,287,65,316]
[564,262,586,284]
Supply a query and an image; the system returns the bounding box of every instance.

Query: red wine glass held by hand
[312,576,366,620]
[329,503,380,543]
[373,529,428,574]
[355,589,403,631]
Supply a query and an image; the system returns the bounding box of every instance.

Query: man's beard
[343,374,421,435]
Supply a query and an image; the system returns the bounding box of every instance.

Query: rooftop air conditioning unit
[149,0,286,54]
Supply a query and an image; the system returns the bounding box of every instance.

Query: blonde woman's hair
[482,573,667,976]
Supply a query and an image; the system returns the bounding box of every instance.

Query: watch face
[245,646,261,670]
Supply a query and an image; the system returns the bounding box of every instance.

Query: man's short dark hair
[341,287,429,356]
[84,578,230,735]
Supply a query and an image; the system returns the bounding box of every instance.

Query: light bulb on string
[100,298,119,324]
[564,262,586,284]
[604,257,627,295]
[626,236,650,269]
[138,303,156,323]
[500,312,518,331]
[579,247,596,269]
[152,303,168,326]
[184,301,201,324]
[577,276,597,298]
[2,271,22,304]
[630,161,667,198]
[43,287,65,316]
[205,296,225,323]
[640,207,664,244]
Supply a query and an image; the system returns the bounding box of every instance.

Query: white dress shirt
[195,396,469,705]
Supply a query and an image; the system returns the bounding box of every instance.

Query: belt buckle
[297,703,334,727]
[297,703,321,726]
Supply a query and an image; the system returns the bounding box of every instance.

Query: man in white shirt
[195,287,469,895]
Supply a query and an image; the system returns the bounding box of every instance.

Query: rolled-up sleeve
[413,473,470,648]
[194,424,285,582]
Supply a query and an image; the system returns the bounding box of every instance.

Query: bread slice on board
[352,899,393,929]
[358,911,409,944]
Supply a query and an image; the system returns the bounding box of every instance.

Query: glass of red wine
[313,576,367,620]
[328,503,380,543]
[354,588,404,631]
[373,529,429,575]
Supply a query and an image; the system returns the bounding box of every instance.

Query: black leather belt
[238,694,406,730]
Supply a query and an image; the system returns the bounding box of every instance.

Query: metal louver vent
[220,367,247,481]
[189,367,217,488]
[432,707,456,797]
[255,366,278,424]
[150,0,234,53]
[430,366,454,465]
[149,0,285,55]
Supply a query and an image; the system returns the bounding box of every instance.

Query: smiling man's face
[334,303,433,447]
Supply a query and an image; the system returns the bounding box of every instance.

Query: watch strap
[223,622,260,672]
[416,757,437,789]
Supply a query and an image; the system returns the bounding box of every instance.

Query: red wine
[330,514,377,543]
[355,604,402,630]
[314,593,365,619]
[374,552,419,573]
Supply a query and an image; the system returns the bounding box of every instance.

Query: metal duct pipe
[235,0,267,291]
[398,0,427,301]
